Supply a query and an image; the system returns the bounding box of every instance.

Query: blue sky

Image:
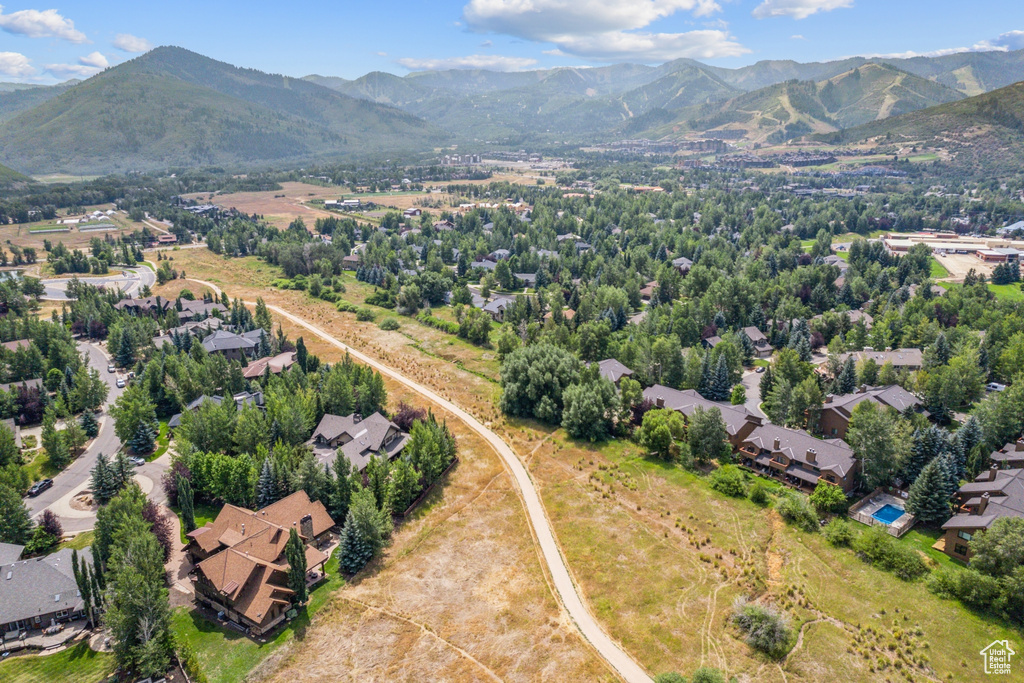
[1,0,1022,83]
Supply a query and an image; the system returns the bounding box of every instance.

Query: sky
[1,0,1023,84]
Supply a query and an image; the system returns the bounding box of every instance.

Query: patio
[849,489,916,537]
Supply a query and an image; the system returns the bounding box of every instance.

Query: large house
[114,296,174,316]
[593,358,633,385]
[738,424,859,493]
[309,412,409,472]
[990,439,1024,469]
[168,391,264,428]
[243,351,297,380]
[201,329,265,361]
[187,491,334,635]
[642,385,762,447]
[837,348,924,371]
[818,385,924,439]
[1,547,91,636]
[741,326,773,358]
[941,467,1024,562]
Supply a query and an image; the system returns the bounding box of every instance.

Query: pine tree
[112,451,134,491]
[338,509,373,575]
[80,409,99,437]
[958,416,983,458]
[932,332,951,366]
[0,483,33,544]
[257,459,276,509]
[759,366,774,401]
[906,426,942,483]
[837,356,857,394]
[905,459,952,526]
[130,420,156,454]
[330,456,353,523]
[284,528,308,605]
[116,327,135,368]
[698,352,712,397]
[90,452,118,504]
[711,355,731,401]
[177,473,196,533]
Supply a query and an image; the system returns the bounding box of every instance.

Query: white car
[107,364,116,373]
[116,378,126,388]
[129,456,146,466]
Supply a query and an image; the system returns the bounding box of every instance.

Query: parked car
[116,378,126,388]
[107,364,116,373]
[755,366,766,373]
[27,478,53,497]
[129,456,146,466]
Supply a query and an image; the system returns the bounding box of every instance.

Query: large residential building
[1,547,91,636]
[309,412,409,471]
[243,351,297,379]
[990,439,1024,469]
[836,348,924,372]
[200,329,265,360]
[737,424,859,492]
[187,491,334,635]
[819,385,925,439]
[114,296,174,316]
[941,467,1024,562]
[642,385,762,447]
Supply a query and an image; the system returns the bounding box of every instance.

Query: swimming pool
[871,504,905,525]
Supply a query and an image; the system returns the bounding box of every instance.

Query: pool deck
[849,490,917,537]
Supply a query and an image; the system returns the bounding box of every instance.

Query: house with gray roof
[941,467,1024,562]
[819,385,925,439]
[741,326,772,358]
[738,424,858,492]
[642,385,762,446]
[672,256,693,274]
[1,547,90,636]
[836,348,924,371]
[201,330,257,361]
[309,412,409,472]
[593,359,633,386]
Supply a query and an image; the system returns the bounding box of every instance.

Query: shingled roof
[0,547,89,627]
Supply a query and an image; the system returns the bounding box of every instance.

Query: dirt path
[185,277,653,683]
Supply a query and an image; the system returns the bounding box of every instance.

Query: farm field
[156,247,1021,683]
[0,204,144,255]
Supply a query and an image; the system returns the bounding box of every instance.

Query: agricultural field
[0,204,146,257]
[158,247,1019,683]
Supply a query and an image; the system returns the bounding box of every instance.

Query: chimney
[241,523,245,536]
[864,346,874,352]
[987,464,1000,481]
[1015,440,1024,453]
[300,514,314,540]
[978,492,990,515]
[806,448,817,464]
[656,397,665,408]
[354,413,363,423]
[773,437,781,451]
[824,394,833,404]
[857,384,868,394]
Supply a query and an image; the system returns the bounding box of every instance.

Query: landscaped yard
[61,530,95,551]
[20,448,59,484]
[0,641,113,683]
[987,283,1024,301]
[150,421,170,461]
[897,527,966,570]
[930,257,950,278]
[174,501,221,544]
[171,555,345,683]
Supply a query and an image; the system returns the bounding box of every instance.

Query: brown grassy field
[1,203,144,257]
[158,249,1020,683]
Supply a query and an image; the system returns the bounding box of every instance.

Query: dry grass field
[1,203,144,256]
[157,249,1019,683]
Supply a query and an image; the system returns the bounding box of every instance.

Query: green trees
[0,483,33,544]
[79,409,99,437]
[561,370,616,441]
[731,598,791,658]
[688,407,731,464]
[338,486,388,575]
[458,307,493,346]
[809,480,847,514]
[730,384,746,406]
[42,407,71,469]
[405,414,457,486]
[500,343,580,424]
[109,384,158,453]
[285,527,308,605]
[177,473,196,533]
[637,409,686,460]
[709,465,747,497]
[969,517,1024,578]
[776,493,819,532]
[904,458,952,525]
[845,401,912,489]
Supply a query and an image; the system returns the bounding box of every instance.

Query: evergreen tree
[958,416,983,459]
[257,458,276,509]
[837,356,857,394]
[0,483,33,544]
[296,337,309,371]
[80,409,99,437]
[759,366,774,402]
[905,459,952,526]
[330,455,353,523]
[91,452,119,504]
[697,352,712,397]
[710,355,731,401]
[177,473,195,533]
[932,332,951,366]
[112,451,134,491]
[284,527,308,605]
[130,420,157,454]
[906,426,942,483]
[116,327,135,367]
[338,508,374,575]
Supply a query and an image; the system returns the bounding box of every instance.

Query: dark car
[27,478,53,497]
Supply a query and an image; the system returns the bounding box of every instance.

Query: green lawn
[172,555,345,683]
[61,530,95,551]
[0,642,113,683]
[897,527,967,571]
[987,283,1024,301]
[930,257,950,279]
[174,501,220,544]
[149,421,170,461]
[20,449,60,484]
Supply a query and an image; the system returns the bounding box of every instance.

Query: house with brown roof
[642,385,763,447]
[836,348,924,372]
[941,467,1024,562]
[187,491,334,635]
[243,352,297,380]
[989,439,1024,469]
[737,424,859,492]
[741,326,773,358]
[114,296,174,316]
[0,339,31,353]
[819,385,925,439]
[309,412,409,472]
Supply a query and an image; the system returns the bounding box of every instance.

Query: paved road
[41,266,156,301]
[186,278,651,683]
[741,369,767,420]
[26,340,168,532]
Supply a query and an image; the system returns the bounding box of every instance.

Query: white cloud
[462,0,743,61]
[790,34,805,40]
[0,5,87,43]
[984,30,1024,52]
[46,52,111,78]
[78,51,108,68]
[0,51,34,77]
[396,54,539,71]
[855,31,1024,60]
[752,0,852,20]
[376,51,388,57]
[112,33,152,53]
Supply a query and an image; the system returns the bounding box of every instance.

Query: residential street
[25,339,168,533]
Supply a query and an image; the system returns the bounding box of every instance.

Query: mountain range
[1,46,1023,174]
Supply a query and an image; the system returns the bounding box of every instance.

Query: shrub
[731,597,791,658]
[417,310,460,334]
[709,465,747,497]
[365,290,396,308]
[809,480,848,514]
[748,482,770,506]
[776,493,819,532]
[336,299,358,314]
[852,527,928,580]
[691,669,726,683]
[379,318,400,331]
[356,307,376,322]
[654,674,687,683]
[822,518,855,546]
[927,567,1000,610]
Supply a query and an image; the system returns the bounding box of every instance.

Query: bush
[748,482,770,506]
[709,465,747,497]
[776,493,819,532]
[927,567,1000,609]
[336,299,358,314]
[691,669,726,683]
[356,308,376,322]
[654,674,687,683]
[822,518,855,546]
[365,290,396,308]
[417,310,460,334]
[731,597,791,658]
[379,318,400,331]
[852,527,928,580]
[809,480,848,514]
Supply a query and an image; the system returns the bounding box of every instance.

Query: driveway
[41,266,155,301]
[741,369,767,420]
[26,340,167,533]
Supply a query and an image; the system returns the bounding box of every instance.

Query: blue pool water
[871,504,905,525]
